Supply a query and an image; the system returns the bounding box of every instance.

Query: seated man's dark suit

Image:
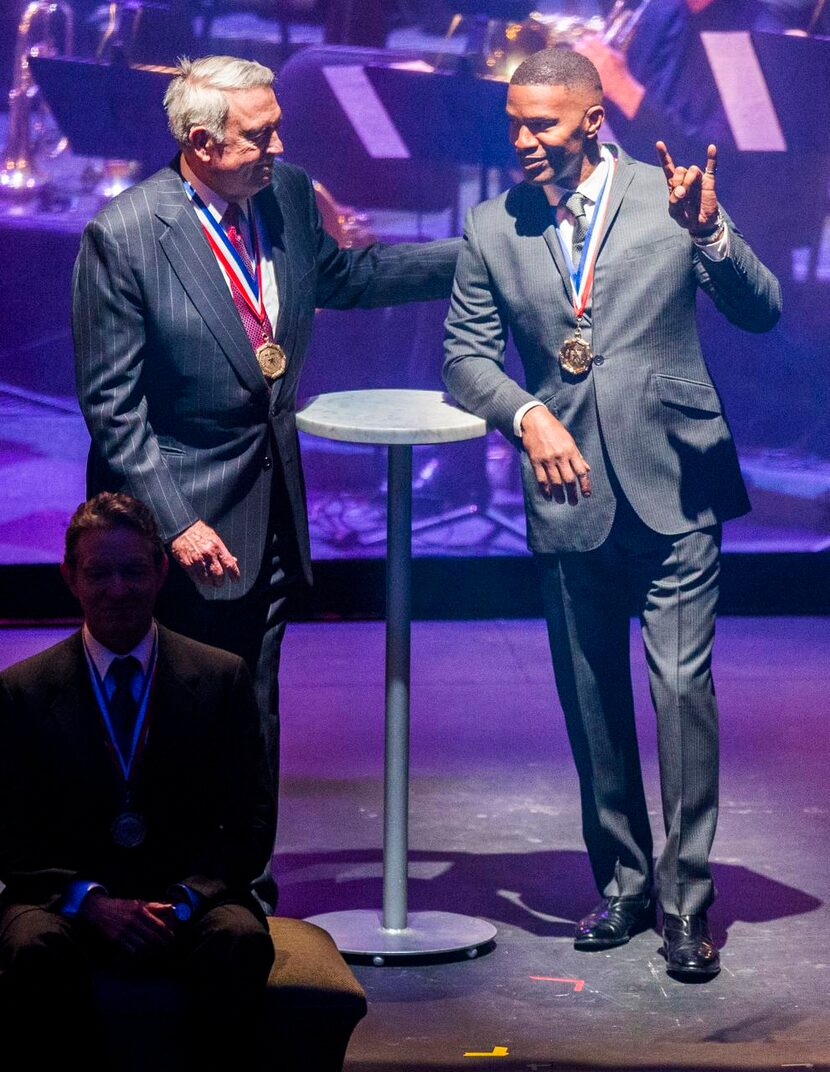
[0,624,275,1067]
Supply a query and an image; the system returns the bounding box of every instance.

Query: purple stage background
[1,12,828,564]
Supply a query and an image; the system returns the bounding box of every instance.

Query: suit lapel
[254,182,291,341]
[137,628,201,787]
[46,634,123,797]
[520,186,572,299]
[153,169,268,396]
[596,144,635,259]
[255,172,300,403]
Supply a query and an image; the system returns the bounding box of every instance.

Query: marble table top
[295,389,489,445]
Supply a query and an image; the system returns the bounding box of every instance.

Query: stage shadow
[274,847,822,942]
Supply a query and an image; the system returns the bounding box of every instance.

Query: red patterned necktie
[222,202,274,354]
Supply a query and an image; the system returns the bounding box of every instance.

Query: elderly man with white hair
[72,56,460,910]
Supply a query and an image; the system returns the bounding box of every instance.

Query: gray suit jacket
[73,160,459,594]
[443,146,782,554]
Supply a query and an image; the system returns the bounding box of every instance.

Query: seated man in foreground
[0,492,275,1069]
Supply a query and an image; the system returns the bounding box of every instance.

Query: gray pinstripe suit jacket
[443,146,782,554]
[73,159,460,595]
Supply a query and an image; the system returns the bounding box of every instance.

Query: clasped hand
[81,893,177,959]
[656,140,720,236]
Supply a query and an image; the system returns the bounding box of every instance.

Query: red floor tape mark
[529,976,585,991]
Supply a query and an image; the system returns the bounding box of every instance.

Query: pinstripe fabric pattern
[443,144,781,917]
[443,146,782,555]
[538,512,722,916]
[72,159,460,599]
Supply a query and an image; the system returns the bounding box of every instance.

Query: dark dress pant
[0,901,273,1072]
[155,457,304,912]
[537,492,722,917]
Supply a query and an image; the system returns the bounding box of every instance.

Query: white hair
[164,55,275,149]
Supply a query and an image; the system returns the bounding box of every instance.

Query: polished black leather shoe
[574,895,656,950]
[662,912,720,977]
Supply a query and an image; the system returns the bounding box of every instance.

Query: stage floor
[2,616,827,1071]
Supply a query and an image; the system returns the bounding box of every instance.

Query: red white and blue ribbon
[552,153,617,320]
[184,181,268,326]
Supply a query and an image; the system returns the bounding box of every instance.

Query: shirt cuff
[513,400,546,438]
[59,880,107,917]
[692,219,730,262]
[166,883,203,922]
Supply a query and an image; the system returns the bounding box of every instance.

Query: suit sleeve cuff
[514,400,546,439]
[693,219,730,262]
[59,880,107,917]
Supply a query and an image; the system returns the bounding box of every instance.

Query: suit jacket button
[263,456,272,471]
[593,354,605,366]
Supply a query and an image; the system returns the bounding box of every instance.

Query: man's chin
[521,166,555,186]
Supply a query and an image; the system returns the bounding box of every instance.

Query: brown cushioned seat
[91,916,367,1072]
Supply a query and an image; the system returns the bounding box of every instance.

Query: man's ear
[585,104,605,140]
[187,127,214,163]
[60,560,77,600]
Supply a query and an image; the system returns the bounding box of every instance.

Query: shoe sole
[574,914,657,951]
[665,960,721,978]
[574,935,633,950]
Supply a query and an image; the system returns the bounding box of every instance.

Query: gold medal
[558,333,593,376]
[255,340,287,382]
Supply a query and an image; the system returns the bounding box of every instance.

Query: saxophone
[1,0,75,197]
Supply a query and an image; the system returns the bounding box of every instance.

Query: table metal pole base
[304,910,497,963]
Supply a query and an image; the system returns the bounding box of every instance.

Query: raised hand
[656,141,720,236]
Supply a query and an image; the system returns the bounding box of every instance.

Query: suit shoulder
[156,625,248,679]
[270,160,314,202]
[467,187,513,227]
[84,167,177,233]
[0,632,82,694]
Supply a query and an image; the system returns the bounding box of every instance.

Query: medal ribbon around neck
[184,182,270,331]
[553,153,618,320]
[84,632,157,783]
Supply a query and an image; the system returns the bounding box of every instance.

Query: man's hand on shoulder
[656,141,721,237]
[80,892,177,958]
[520,406,591,505]
[170,520,241,589]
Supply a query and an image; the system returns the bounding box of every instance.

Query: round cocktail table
[296,389,498,961]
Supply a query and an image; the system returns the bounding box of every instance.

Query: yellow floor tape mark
[463,1046,509,1057]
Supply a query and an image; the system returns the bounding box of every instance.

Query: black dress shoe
[574,895,656,950]
[662,912,720,977]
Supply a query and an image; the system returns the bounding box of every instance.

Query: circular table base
[305,910,497,962]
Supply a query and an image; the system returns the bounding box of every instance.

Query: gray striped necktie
[560,190,589,262]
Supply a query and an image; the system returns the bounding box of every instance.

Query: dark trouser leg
[178,903,274,1072]
[0,905,99,1068]
[623,519,722,917]
[537,541,654,900]
[155,476,304,912]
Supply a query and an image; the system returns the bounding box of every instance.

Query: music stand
[364,63,512,176]
[28,56,175,173]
